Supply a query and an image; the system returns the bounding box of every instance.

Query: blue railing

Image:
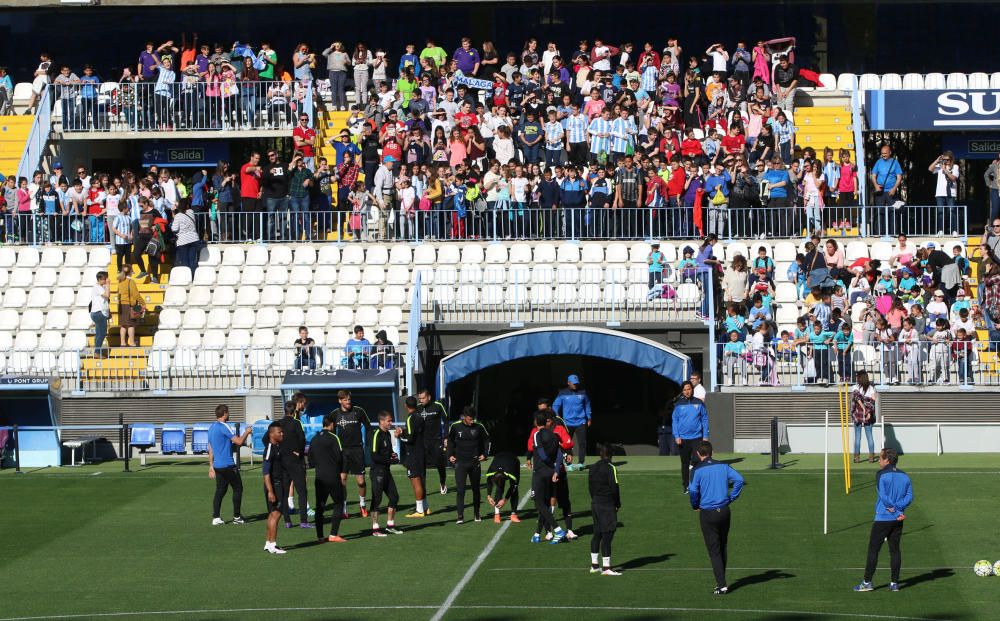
[17,86,51,182]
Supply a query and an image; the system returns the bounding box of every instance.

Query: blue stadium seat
[129,423,156,451]
[191,423,211,454]
[161,423,187,454]
[251,419,271,456]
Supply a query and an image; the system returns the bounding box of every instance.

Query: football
[994,561,1000,577]
[974,560,993,577]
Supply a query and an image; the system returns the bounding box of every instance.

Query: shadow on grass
[729,568,795,592]
[898,567,953,588]
[281,539,327,551]
[902,523,934,536]
[717,457,744,465]
[620,553,675,569]
[828,521,869,535]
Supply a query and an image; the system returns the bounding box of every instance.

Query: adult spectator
[704,162,731,237]
[352,43,373,107]
[690,372,707,401]
[116,264,143,348]
[372,156,397,239]
[730,41,752,90]
[293,114,317,171]
[453,37,481,77]
[928,151,959,236]
[288,154,313,240]
[294,326,320,371]
[772,54,798,112]
[322,41,350,111]
[761,157,791,236]
[292,43,315,84]
[613,153,643,237]
[25,51,52,116]
[704,43,729,81]
[240,152,263,239]
[722,255,750,311]
[985,154,1000,223]
[552,374,591,470]
[89,271,111,353]
[869,145,902,236]
[134,197,163,284]
[261,149,291,240]
[671,381,709,492]
[257,42,277,82]
[171,202,201,275]
[371,330,396,369]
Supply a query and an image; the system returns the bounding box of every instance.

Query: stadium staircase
[80,257,169,386]
[968,234,998,379]
[0,116,32,179]
[317,110,352,165]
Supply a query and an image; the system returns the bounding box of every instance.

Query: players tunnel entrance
[436,327,691,454]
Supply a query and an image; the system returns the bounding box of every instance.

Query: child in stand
[928,318,951,384]
[677,246,697,282]
[723,304,746,338]
[951,327,975,385]
[348,180,375,241]
[723,330,747,385]
[776,330,796,363]
[750,246,775,286]
[788,253,808,300]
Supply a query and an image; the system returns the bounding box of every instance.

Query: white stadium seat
[199,246,221,267]
[459,244,483,264]
[0,248,15,268]
[87,247,110,268]
[20,310,44,331]
[924,73,945,89]
[817,73,836,91]
[382,286,406,306]
[362,266,386,285]
[280,307,305,328]
[435,266,458,286]
[846,241,869,262]
[158,309,182,330]
[204,330,229,350]
[193,267,216,286]
[365,244,388,265]
[207,308,232,330]
[56,268,81,288]
[969,72,990,89]
[32,267,57,287]
[245,246,269,266]
[578,284,601,304]
[289,265,313,285]
[210,286,235,307]
[605,243,628,264]
[309,286,334,306]
[333,287,357,306]
[880,73,902,90]
[946,72,968,90]
[355,306,378,327]
[314,266,338,285]
[858,74,880,91]
[414,245,438,265]
[901,73,924,90]
[182,309,207,330]
[581,243,604,263]
[338,265,361,285]
[456,285,478,305]
[330,307,355,327]
[341,244,365,265]
[231,308,256,330]
[222,247,245,266]
[531,265,555,284]
[68,310,92,331]
[269,245,293,266]
[240,265,265,286]
[533,243,556,264]
[293,246,317,266]
[870,241,892,262]
[26,289,50,309]
[389,244,413,265]
[216,265,241,286]
[44,309,69,331]
[386,265,409,285]
[15,248,39,268]
[991,72,1000,89]
[9,268,32,288]
[358,286,382,306]
[317,246,340,266]
[509,243,532,264]
[436,245,460,265]
[380,306,403,326]
[265,266,288,285]
[836,73,857,91]
[432,286,455,305]
[3,288,26,308]
[40,248,63,267]
[485,244,508,264]
[557,243,580,263]
[775,283,799,304]
[480,285,503,305]
[64,247,87,267]
[305,307,329,328]
[168,266,192,286]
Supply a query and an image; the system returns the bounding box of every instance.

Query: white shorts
[32,76,49,95]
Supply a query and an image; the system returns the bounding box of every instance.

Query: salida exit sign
[167,148,205,163]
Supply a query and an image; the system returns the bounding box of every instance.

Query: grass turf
[1,453,998,621]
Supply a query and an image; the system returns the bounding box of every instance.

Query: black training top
[419,401,449,443]
[334,406,371,449]
[588,458,621,508]
[448,420,489,462]
[308,430,344,481]
[262,442,286,486]
[400,411,425,451]
[369,427,396,468]
[278,413,306,457]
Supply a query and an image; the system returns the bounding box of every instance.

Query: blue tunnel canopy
[436,326,692,397]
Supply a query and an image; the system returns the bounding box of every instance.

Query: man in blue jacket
[689,441,744,594]
[671,381,709,491]
[553,374,591,470]
[854,448,913,593]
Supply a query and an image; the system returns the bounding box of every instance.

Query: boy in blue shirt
[648,242,665,289]
[833,321,855,383]
[345,325,372,369]
[787,254,807,299]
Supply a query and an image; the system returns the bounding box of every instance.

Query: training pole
[824,409,829,535]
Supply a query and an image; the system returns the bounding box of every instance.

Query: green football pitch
[1,453,998,621]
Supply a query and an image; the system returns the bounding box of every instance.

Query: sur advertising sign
[866,90,1000,131]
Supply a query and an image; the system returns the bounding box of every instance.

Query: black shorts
[591,502,618,534]
[423,441,445,468]
[343,447,366,475]
[264,482,288,514]
[405,450,425,479]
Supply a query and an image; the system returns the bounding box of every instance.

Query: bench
[63,436,102,466]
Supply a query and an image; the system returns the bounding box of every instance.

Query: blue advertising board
[866,90,1000,131]
[141,140,230,168]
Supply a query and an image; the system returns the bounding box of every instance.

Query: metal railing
[7,346,405,395]
[717,339,996,389]
[420,266,705,325]
[0,204,967,246]
[49,80,311,133]
[17,86,51,182]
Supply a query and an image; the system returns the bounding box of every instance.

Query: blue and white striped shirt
[113,213,132,245]
[641,65,659,93]
[610,117,637,154]
[566,113,588,144]
[544,121,564,151]
[588,118,612,155]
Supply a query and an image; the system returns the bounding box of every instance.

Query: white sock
[494,506,501,515]
[342,501,348,514]
[591,553,599,565]
[602,556,611,569]
[359,495,366,509]
[416,499,425,513]
[287,496,295,510]
[387,520,395,527]
[265,541,274,549]
[372,523,379,530]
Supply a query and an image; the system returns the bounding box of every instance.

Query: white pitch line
[0,604,948,621]
[0,606,437,621]
[449,605,951,621]
[428,491,531,621]
[487,566,969,572]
